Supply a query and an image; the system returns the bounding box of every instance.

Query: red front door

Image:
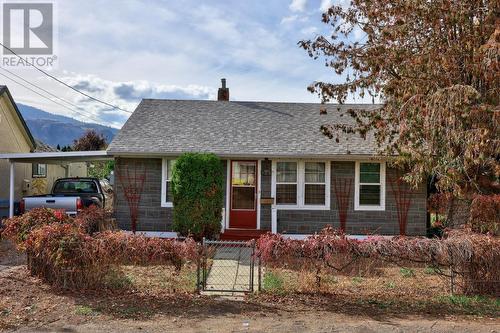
[229,160,257,229]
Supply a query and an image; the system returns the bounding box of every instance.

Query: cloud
[280,15,299,25]
[300,26,318,35]
[8,0,357,130]
[113,82,212,101]
[319,0,333,12]
[289,0,307,12]
[56,74,215,128]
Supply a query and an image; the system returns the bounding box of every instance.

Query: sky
[0,0,359,129]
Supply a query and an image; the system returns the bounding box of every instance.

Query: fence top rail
[203,239,255,246]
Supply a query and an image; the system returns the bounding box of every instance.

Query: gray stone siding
[115,158,427,236]
[114,157,172,231]
[275,161,427,236]
[114,157,227,232]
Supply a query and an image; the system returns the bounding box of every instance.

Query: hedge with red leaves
[2,208,200,289]
[256,227,500,296]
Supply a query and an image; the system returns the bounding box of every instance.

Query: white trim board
[225,159,231,229]
[124,231,178,238]
[282,234,394,240]
[257,159,261,230]
[160,158,174,208]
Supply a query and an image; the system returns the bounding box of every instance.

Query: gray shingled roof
[108,100,381,157]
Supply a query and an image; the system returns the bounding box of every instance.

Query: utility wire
[0,70,102,124]
[0,42,132,113]
[1,66,91,111]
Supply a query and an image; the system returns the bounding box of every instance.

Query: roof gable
[0,85,36,150]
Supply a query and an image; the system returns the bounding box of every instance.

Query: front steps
[219,228,267,241]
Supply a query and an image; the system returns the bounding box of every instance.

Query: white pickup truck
[21,178,105,216]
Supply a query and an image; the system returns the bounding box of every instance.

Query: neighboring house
[108,80,427,238]
[31,139,87,195]
[0,86,36,204]
[0,86,87,216]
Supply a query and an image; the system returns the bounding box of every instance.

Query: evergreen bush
[171,153,224,240]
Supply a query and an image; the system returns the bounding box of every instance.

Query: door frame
[225,159,261,230]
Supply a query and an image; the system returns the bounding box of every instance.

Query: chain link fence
[197,239,260,293]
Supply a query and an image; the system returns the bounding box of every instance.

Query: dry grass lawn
[0,240,498,332]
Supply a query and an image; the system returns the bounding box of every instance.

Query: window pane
[32,163,47,177]
[166,181,173,202]
[39,164,47,176]
[359,185,381,205]
[305,162,325,183]
[53,181,97,194]
[232,162,256,186]
[360,163,380,183]
[277,162,297,183]
[232,186,255,209]
[276,184,297,204]
[305,184,325,205]
[167,160,176,180]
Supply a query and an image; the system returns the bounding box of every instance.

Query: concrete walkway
[202,245,259,295]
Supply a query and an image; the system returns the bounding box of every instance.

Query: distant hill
[18,104,119,147]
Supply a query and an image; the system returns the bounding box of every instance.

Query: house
[108,80,427,239]
[0,86,87,217]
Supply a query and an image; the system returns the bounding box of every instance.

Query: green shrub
[424,266,439,275]
[263,271,284,292]
[352,276,363,285]
[385,281,396,289]
[400,267,415,278]
[171,153,224,240]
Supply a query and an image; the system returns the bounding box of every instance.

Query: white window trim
[271,160,331,210]
[32,163,47,178]
[354,161,386,211]
[161,158,174,208]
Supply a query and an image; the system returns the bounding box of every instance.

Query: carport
[0,151,113,218]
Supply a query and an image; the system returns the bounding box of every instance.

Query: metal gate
[198,239,260,293]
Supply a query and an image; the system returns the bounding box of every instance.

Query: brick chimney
[217,78,229,101]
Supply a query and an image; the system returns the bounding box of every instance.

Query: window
[231,161,256,210]
[276,162,297,204]
[161,158,176,207]
[304,162,326,205]
[32,163,47,178]
[272,161,330,209]
[355,161,386,211]
[53,180,97,194]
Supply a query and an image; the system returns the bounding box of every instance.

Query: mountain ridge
[18,104,119,148]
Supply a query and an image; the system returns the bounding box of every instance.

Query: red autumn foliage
[95,231,199,269]
[1,208,200,289]
[72,129,107,151]
[256,227,500,296]
[428,193,453,215]
[1,208,71,250]
[73,205,111,234]
[469,194,500,234]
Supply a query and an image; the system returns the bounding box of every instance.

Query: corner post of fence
[258,253,262,292]
[196,240,203,293]
[250,239,256,293]
[450,264,455,295]
[202,237,207,290]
